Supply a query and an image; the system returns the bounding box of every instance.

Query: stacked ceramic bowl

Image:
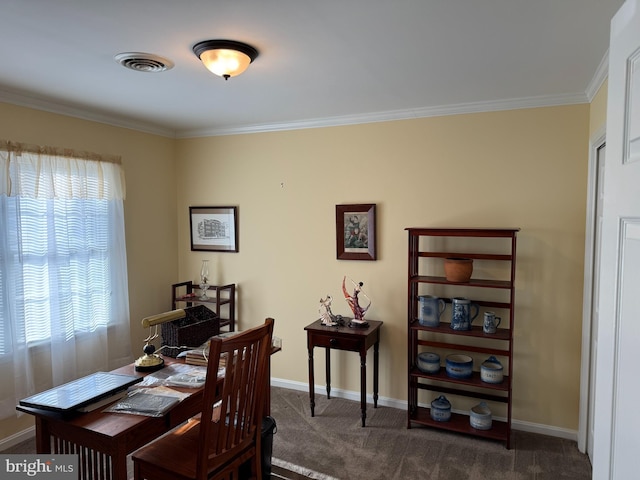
[430,395,451,422]
[480,356,504,384]
[416,352,440,374]
[445,354,473,379]
[470,402,492,430]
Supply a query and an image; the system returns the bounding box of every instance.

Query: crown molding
[0,86,588,140]
[586,50,610,102]
[178,92,589,138]
[0,88,176,138]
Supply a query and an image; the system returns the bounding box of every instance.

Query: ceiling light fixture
[193,39,259,80]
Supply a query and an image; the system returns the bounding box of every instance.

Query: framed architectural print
[336,203,376,260]
[189,206,238,252]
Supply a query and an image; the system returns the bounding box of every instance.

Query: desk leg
[308,346,315,417]
[373,340,379,408]
[325,347,331,399]
[360,352,367,427]
[112,446,128,480]
[35,418,51,454]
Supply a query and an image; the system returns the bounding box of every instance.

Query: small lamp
[193,39,259,80]
[135,309,186,371]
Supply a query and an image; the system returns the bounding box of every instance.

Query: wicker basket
[161,305,219,357]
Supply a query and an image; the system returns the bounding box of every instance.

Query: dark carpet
[2,386,592,480]
[270,387,592,480]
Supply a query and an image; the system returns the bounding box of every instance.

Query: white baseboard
[270,377,578,442]
[0,426,35,451]
[510,418,577,441]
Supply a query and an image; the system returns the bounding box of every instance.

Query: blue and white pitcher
[450,297,479,331]
[418,295,446,327]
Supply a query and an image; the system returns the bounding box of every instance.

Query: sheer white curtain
[0,141,132,419]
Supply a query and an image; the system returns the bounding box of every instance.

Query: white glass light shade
[193,40,258,80]
[200,48,252,78]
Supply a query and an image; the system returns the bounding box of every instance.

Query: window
[0,141,132,419]
[2,197,114,350]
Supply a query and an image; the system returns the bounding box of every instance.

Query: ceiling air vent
[114,52,174,72]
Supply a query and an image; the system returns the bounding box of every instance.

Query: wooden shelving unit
[171,281,236,332]
[406,227,519,448]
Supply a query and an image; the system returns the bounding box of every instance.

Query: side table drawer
[309,333,361,352]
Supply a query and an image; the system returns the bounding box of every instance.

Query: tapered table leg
[308,347,315,417]
[360,352,367,427]
[373,340,379,408]
[325,347,331,399]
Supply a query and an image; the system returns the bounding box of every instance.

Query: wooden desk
[305,319,382,427]
[16,350,279,480]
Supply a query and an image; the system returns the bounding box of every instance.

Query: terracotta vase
[444,257,473,282]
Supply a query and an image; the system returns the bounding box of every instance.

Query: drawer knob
[329,338,338,347]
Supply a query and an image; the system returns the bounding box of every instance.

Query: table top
[304,319,383,336]
[16,357,204,437]
[16,343,281,429]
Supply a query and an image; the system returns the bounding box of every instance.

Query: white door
[592,0,640,478]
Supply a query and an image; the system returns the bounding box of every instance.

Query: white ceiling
[0,0,625,138]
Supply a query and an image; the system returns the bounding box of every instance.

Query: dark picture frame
[336,203,376,260]
[189,206,238,252]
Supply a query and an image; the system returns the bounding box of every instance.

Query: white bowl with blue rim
[445,354,473,379]
[480,355,504,384]
[417,352,440,374]
[470,401,492,430]
[430,395,451,422]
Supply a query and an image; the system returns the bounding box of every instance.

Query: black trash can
[239,416,277,479]
[261,416,277,478]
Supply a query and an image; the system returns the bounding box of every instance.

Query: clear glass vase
[199,260,210,300]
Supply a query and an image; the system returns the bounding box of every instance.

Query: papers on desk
[105,386,189,417]
[135,363,209,388]
[179,331,241,366]
[165,372,206,388]
[181,345,210,366]
[106,365,209,417]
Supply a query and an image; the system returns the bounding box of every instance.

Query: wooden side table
[304,319,383,427]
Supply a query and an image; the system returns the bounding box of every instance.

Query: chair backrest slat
[196,318,274,480]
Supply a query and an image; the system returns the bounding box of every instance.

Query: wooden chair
[132,318,275,480]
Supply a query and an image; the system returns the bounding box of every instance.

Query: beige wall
[0,100,592,443]
[176,104,590,430]
[0,102,179,442]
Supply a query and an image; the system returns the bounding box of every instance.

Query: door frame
[578,125,606,454]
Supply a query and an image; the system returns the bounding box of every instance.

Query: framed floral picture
[335,204,376,260]
[189,206,238,252]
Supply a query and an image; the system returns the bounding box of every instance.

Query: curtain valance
[0,140,125,200]
[0,140,121,164]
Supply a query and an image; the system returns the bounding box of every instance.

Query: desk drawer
[310,333,361,352]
